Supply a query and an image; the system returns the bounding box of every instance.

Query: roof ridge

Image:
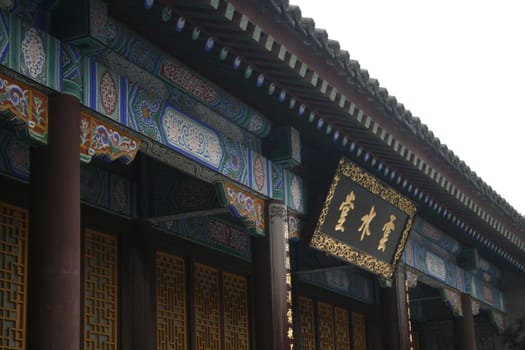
[265,0,525,227]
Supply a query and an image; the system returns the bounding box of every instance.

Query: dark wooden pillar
[454,293,477,350]
[395,266,411,350]
[381,285,401,350]
[252,201,289,349]
[28,94,81,350]
[381,265,410,350]
[121,224,156,350]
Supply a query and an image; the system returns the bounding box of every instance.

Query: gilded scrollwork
[338,159,416,216]
[311,233,394,278]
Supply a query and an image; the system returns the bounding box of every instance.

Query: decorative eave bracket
[80,112,140,164]
[0,73,140,164]
[216,181,266,236]
[0,73,48,144]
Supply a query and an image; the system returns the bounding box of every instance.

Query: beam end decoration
[80,112,140,164]
[311,157,417,279]
[0,73,48,144]
[441,288,463,317]
[216,181,265,236]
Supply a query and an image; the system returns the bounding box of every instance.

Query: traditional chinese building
[0,0,524,349]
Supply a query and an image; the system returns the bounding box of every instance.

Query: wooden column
[380,266,410,350]
[120,224,156,350]
[396,266,411,350]
[454,293,477,350]
[121,155,156,350]
[381,285,401,350]
[28,94,81,350]
[252,201,290,349]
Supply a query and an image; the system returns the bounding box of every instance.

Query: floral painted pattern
[21,28,45,79]
[253,155,265,192]
[221,138,245,182]
[99,71,117,116]
[160,60,218,104]
[162,107,223,168]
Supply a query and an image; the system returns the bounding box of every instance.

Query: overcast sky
[294,0,525,215]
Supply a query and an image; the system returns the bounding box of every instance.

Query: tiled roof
[266,0,525,228]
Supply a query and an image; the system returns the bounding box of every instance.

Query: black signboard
[311,157,417,279]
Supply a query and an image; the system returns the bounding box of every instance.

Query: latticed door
[352,312,367,350]
[222,272,249,350]
[83,229,118,350]
[157,252,187,350]
[156,251,250,350]
[297,296,363,350]
[0,202,28,350]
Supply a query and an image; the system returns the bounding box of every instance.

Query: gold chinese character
[358,205,376,240]
[377,215,396,251]
[288,328,294,339]
[287,309,293,322]
[335,192,356,232]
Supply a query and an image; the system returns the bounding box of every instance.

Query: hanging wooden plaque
[311,157,416,279]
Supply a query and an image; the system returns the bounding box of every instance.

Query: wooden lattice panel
[352,312,367,350]
[318,302,335,350]
[223,272,249,350]
[83,229,118,350]
[156,252,186,350]
[334,307,351,350]
[298,296,316,350]
[194,263,221,350]
[0,202,27,350]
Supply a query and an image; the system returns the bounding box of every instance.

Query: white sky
[294,0,525,216]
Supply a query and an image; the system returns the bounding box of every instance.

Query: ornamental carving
[0,73,48,143]
[269,203,287,221]
[288,214,303,239]
[80,112,140,164]
[472,300,480,316]
[216,182,265,236]
[441,288,463,317]
[406,270,418,289]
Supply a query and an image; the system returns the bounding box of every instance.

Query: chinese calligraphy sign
[311,157,417,279]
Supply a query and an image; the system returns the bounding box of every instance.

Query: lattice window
[0,202,27,350]
[223,272,249,350]
[352,312,367,350]
[83,229,118,350]
[298,296,316,350]
[318,302,335,350]
[156,252,186,350]
[334,307,351,350]
[194,263,221,350]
